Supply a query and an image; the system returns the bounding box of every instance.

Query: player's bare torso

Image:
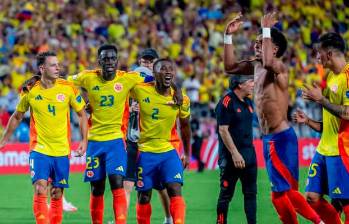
[253,62,289,134]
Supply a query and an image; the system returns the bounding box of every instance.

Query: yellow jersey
[131,83,190,153]
[317,63,349,156]
[68,69,149,141]
[16,79,85,156]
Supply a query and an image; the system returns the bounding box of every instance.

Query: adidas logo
[59,179,67,185]
[92,86,100,91]
[117,214,126,220]
[116,166,124,172]
[174,173,182,179]
[143,97,150,103]
[332,187,342,194]
[38,214,46,220]
[35,95,43,100]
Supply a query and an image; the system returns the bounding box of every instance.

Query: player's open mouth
[164,76,172,84]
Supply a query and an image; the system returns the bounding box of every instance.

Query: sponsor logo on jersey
[35,95,43,100]
[92,86,100,91]
[143,97,150,103]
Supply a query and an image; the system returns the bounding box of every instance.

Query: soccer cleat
[63,201,78,212]
[163,217,173,224]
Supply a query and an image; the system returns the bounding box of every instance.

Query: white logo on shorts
[174,173,182,179]
[116,166,124,172]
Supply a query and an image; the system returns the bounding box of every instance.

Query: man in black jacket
[215,75,256,224]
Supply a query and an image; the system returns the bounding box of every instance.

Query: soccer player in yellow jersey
[0,51,88,224]
[294,32,349,223]
[67,44,156,224]
[124,48,175,224]
[131,58,191,224]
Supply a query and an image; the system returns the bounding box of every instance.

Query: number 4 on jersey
[48,104,56,116]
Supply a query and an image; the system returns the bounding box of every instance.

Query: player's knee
[109,174,123,189]
[34,182,48,195]
[50,187,63,199]
[138,191,152,204]
[305,192,320,204]
[123,180,135,194]
[166,183,182,197]
[91,180,106,196]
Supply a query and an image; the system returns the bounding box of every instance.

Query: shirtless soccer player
[223,12,323,224]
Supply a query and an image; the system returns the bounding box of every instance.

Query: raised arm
[261,12,288,90]
[0,111,25,149]
[224,12,254,75]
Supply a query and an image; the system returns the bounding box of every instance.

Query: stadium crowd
[0,0,349,141]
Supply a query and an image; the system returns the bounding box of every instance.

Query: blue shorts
[136,149,183,191]
[262,127,299,192]
[29,151,69,188]
[84,138,127,182]
[306,152,349,199]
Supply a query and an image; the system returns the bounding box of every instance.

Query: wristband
[223,34,233,44]
[262,28,271,38]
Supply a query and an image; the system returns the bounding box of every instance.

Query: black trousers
[216,160,257,224]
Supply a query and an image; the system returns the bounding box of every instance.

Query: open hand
[292,108,308,124]
[302,83,323,103]
[225,12,243,34]
[261,12,278,28]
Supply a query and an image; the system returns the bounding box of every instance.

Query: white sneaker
[163,217,173,224]
[63,201,78,212]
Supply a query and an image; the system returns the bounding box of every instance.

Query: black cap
[139,48,159,59]
[229,75,254,90]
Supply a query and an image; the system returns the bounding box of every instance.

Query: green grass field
[0,168,318,224]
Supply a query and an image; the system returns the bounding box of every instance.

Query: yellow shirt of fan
[68,69,148,141]
[131,83,190,153]
[16,79,85,156]
[317,64,349,156]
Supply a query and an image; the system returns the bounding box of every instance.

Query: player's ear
[273,46,279,57]
[326,50,333,59]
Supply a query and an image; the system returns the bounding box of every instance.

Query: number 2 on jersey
[151,108,159,120]
[100,95,114,107]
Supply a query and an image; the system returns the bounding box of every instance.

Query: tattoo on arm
[320,97,349,120]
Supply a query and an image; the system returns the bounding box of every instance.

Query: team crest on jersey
[86,170,94,178]
[346,91,349,98]
[56,93,66,102]
[31,171,35,178]
[114,83,123,92]
[137,180,144,188]
[331,84,338,93]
